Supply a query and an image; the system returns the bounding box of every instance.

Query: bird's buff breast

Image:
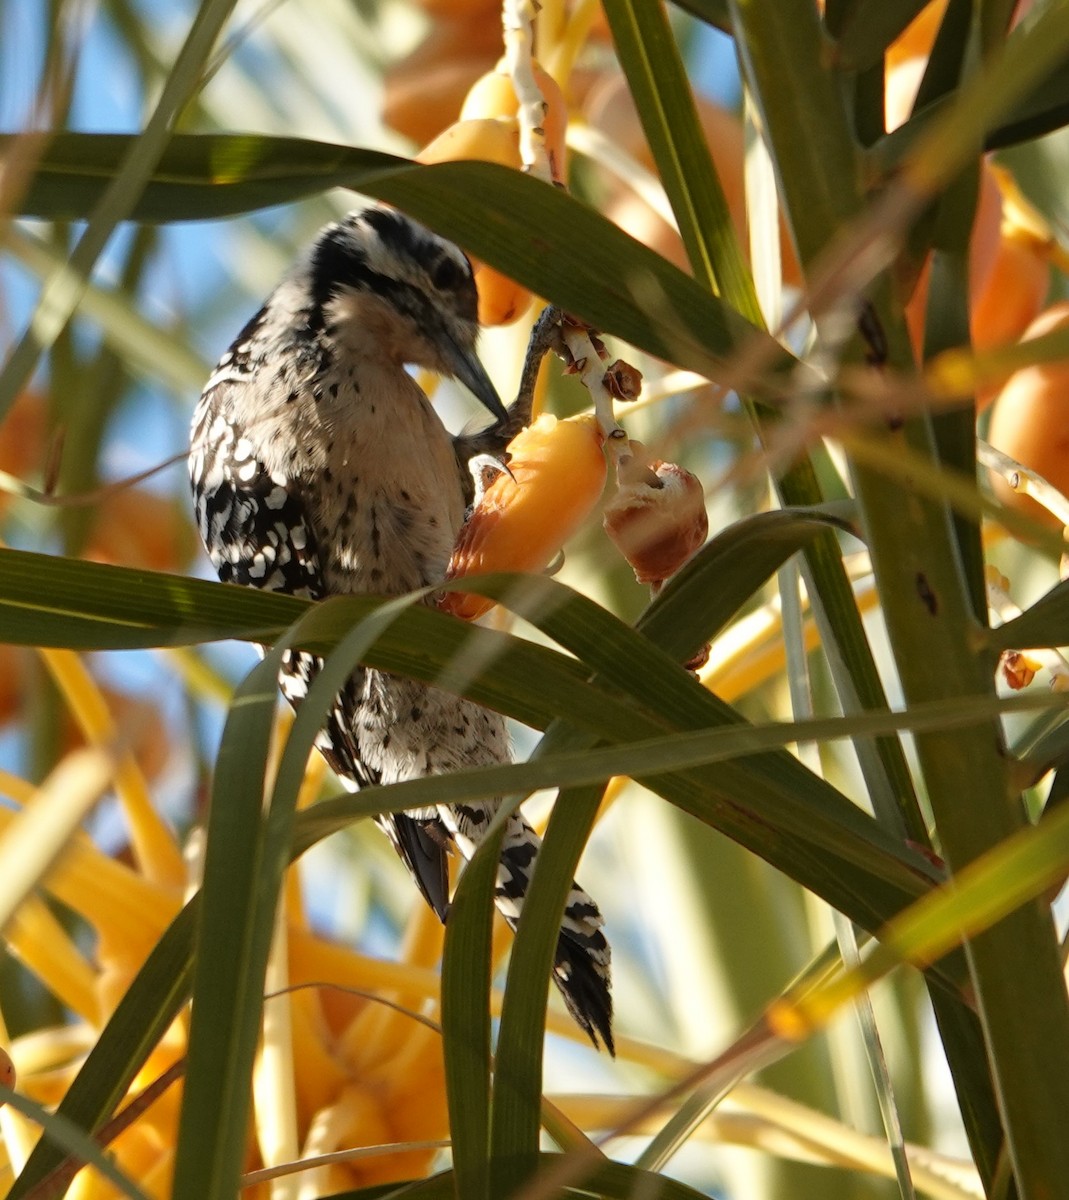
[313,368,466,597]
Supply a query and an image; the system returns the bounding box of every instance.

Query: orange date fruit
[442,413,607,620]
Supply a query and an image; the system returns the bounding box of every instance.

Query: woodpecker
[189,204,612,1052]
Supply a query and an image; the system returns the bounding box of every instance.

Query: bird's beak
[446,338,507,423]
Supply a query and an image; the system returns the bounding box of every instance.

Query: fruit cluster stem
[502,0,552,185]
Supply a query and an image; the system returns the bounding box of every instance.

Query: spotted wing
[190,381,449,912]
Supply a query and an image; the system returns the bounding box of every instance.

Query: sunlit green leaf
[3,135,794,382]
[989,577,1069,651]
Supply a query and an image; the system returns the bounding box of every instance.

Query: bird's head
[307,205,506,422]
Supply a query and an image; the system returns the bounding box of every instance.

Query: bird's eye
[430,256,466,293]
